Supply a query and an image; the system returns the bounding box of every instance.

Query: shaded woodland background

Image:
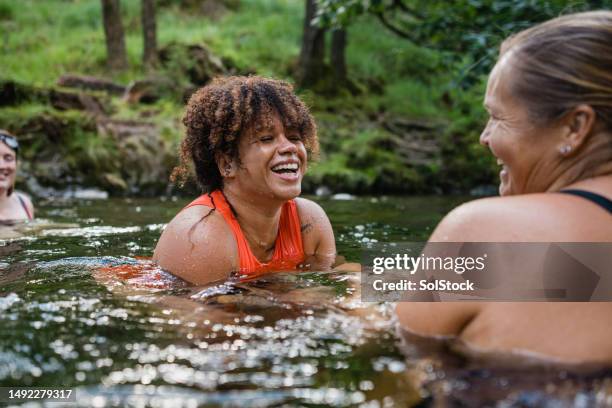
[1,0,609,197]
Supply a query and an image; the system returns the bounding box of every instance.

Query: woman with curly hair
[154,76,335,285]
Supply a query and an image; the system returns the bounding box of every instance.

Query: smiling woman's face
[229,112,307,202]
[0,142,17,195]
[480,55,567,196]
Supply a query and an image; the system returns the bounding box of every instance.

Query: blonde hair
[500,11,612,181]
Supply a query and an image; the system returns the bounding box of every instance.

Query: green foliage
[0,103,119,186]
[307,124,427,193]
[380,81,442,118]
[7,0,607,194]
[0,1,13,20]
[155,0,303,79]
[65,127,119,176]
[344,16,441,83]
[437,77,498,192]
[0,0,486,193]
[316,0,612,85]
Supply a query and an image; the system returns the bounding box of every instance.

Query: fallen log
[57,74,125,95]
[49,90,107,116]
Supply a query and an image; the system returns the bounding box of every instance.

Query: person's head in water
[0,129,19,197]
[480,11,612,196]
[175,76,319,201]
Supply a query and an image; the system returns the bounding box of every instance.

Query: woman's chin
[498,182,512,197]
[272,184,301,201]
[0,182,14,192]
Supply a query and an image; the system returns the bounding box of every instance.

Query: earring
[560,145,572,155]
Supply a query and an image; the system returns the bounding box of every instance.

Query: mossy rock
[0,106,118,188]
[0,104,179,195]
[158,42,227,87]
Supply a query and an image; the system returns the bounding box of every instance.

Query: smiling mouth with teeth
[271,163,299,174]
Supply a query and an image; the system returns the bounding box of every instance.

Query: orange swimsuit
[184,190,305,278]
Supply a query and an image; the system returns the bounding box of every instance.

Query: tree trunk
[101,0,128,71]
[297,0,326,88]
[141,0,158,70]
[331,28,347,84]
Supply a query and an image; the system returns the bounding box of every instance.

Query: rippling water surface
[1,195,609,407]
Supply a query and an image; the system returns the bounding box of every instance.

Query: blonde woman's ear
[565,104,596,149]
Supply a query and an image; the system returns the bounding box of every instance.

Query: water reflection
[0,254,415,406]
[2,196,609,406]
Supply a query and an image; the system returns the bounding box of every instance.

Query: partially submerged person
[397,11,612,364]
[154,76,336,285]
[0,130,34,223]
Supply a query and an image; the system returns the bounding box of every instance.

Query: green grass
[346,16,441,82]
[0,0,486,193]
[0,0,447,118]
[0,0,303,84]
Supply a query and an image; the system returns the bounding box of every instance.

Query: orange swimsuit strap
[184,190,305,278]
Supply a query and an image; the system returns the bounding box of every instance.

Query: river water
[1,195,610,407]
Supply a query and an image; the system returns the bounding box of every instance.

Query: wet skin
[154,114,336,285]
[396,54,612,364]
[0,142,16,193]
[480,53,570,196]
[0,142,33,221]
[225,113,308,203]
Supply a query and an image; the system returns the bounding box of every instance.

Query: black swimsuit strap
[560,189,612,214]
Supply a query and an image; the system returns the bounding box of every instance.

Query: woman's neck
[546,130,612,193]
[221,186,283,253]
[0,189,9,205]
[547,159,612,193]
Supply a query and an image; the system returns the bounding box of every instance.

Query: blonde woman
[397,11,612,364]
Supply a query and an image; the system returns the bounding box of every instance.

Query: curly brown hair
[174,76,319,192]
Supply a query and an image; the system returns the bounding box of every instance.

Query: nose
[479,121,491,147]
[278,134,298,155]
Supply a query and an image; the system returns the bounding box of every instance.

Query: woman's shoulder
[14,191,34,207]
[294,197,327,219]
[430,193,611,242]
[153,204,238,284]
[294,197,333,237]
[13,191,34,218]
[166,203,227,231]
[294,197,336,267]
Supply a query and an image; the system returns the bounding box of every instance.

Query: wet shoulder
[294,197,336,267]
[294,197,331,240]
[153,205,238,284]
[166,204,230,236]
[429,193,612,242]
[294,197,327,224]
[15,191,34,215]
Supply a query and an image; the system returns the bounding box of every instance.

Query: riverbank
[0,0,497,197]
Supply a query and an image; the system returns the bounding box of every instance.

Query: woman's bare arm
[153,206,237,285]
[396,200,487,336]
[296,198,336,270]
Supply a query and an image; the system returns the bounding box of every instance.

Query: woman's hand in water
[333,262,361,272]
